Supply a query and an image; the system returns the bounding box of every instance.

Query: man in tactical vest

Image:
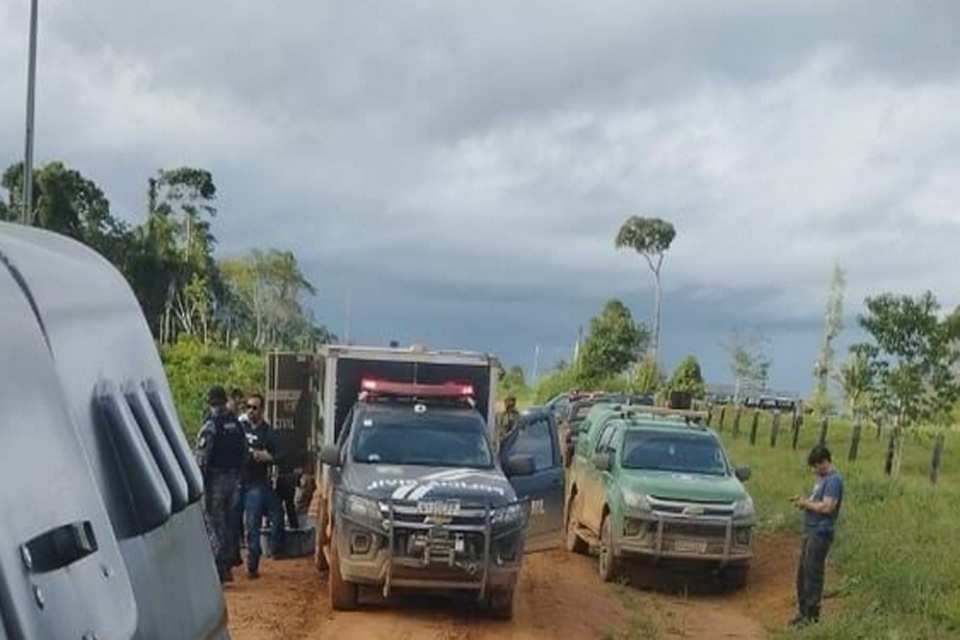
[196,385,248,584]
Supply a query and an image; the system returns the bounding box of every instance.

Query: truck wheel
[487,588,515,620]
[720,565,749,590]
[328,528,358,610]
[598,514,618,582]
[565,492,588,555]
[313,499,329,572]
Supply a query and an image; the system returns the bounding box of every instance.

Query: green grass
[160,338,265,442]
[602,582,661,640]
[715,414,960,639]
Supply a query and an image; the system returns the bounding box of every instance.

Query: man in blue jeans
[790,444,844,627]
[236,393,285,578]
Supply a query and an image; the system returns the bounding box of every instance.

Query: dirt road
[226,536,798,639]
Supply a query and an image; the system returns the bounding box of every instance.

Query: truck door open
[500,412,565,553]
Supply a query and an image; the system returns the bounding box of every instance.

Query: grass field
[716,412,960,639]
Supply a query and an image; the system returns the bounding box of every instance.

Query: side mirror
[734,466,751,482]
[319,445,341,468]
[504,454,536,477]
[592,452,613,472]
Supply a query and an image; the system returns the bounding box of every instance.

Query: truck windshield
[352,414,494,468]
[621,432,728,476]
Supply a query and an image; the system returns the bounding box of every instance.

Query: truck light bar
[360,378,474,398]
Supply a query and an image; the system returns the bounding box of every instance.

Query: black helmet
[206,385,227,406]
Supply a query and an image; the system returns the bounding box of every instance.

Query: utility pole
[22,0,39,225]
[531,345,541,384]
[343,289,352,345]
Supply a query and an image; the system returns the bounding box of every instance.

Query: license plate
[673,539,707,554]
[416,500,461,516]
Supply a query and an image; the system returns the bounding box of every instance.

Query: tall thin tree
[615,216,676,358]
[812,264,846,416]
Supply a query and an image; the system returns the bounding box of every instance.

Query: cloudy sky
[2,1,959,393]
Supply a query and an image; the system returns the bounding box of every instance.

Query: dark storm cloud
[2,1,959,393]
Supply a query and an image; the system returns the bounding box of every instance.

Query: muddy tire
[598,514,618,583]
[328,527,358,610]
[565,492,588,555]
[720,564,749,591]
[313,497,329,572]
[487,588,515,620]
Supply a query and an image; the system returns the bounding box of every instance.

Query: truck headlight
[622,490,652,513]
[347,494,384,523]
[733,496,755,520]
[491,503,525,525]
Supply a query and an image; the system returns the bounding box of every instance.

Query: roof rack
[614,405,709,424]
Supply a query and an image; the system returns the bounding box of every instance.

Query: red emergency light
[360,378,474,398]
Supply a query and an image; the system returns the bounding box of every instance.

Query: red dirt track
[226,535,800,639]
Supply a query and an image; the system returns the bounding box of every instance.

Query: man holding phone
[790,444,844,627]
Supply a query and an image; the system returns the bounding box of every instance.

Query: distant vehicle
[556,393,653,467]
[545,390,652,425]
[0,223,227,639]
[565,404,755,589]
[281,345,565,618]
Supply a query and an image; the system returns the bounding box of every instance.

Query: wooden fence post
[792,410,801,450]
[733,406,743,438]
[770,411,780,448]
[706,407,713,428]
[931,433,945,485]
[884,428,898,476]
[818,417,829,445]
[848,422,862,461]
[875,420,882,441]
[718,406,727,432]
[749,409,760,445]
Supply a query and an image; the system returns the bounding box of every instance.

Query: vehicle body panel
[498,409,565,552]
[0,222,228,639]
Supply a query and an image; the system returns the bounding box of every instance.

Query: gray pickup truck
[318,379,564,618]
[0,222,228,639]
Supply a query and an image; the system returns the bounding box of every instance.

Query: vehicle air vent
[143,380,204,504]
[125,384,190,513]
[96,380,172,536]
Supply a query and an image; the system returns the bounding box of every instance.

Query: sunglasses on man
[246,404,261,412]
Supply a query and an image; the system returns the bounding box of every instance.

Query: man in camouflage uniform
[497,395,520,443]
[196,385,248,584]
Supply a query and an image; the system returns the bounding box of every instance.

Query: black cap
[207,385,227,406]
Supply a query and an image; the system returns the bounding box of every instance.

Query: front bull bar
[334,489,529,600]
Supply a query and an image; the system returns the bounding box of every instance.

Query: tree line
[0,160,333,351]
[517,212,960,431]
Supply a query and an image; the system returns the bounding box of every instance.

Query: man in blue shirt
[790,444,844,627]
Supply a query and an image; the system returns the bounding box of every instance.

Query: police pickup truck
[301,349,564,619]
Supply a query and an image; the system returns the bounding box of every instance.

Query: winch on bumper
[333,490,528,598]
[617,495,755,565]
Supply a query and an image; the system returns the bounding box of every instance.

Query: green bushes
[159,338,264,442]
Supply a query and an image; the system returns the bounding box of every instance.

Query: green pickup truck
[564,404,755,588]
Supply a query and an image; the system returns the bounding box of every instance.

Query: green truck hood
[620,470,747,503]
